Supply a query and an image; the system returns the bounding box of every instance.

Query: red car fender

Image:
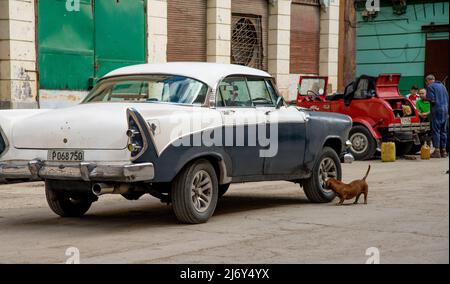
[351,117,382,140]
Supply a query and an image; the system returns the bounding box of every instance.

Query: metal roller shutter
[290,0,320,74]
[231,0,268,71]
[167,0,207,62]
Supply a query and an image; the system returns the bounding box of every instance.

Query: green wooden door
[38,0,146,91]
[94,0,147,80]
[38,0,94,90]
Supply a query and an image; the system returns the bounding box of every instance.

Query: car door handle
[221,110,235,115]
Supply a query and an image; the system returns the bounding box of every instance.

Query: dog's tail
[362,165,371,181]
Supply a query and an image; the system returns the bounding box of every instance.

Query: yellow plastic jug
[381,142,396,162]
[421,142,430,160]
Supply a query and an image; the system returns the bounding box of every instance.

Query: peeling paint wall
[13,66,33,101]
[0,0,38,109]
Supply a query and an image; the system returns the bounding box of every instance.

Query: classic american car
[0,63,353,224]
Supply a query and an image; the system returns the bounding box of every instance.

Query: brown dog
[326,165,370,206]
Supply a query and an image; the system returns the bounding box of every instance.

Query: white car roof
[102,62,272,89]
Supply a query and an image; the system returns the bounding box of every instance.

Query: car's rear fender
[138,132,233,184]
[351,118,382,140]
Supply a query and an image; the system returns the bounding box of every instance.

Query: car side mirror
[275,96,284,109]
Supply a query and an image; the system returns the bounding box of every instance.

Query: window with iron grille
[231,14,263,70]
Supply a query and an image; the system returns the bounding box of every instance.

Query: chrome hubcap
[191,170,213,213]
[350,133,368,154]
[319,157,338,189]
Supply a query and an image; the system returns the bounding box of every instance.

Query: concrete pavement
[0,158,448,263]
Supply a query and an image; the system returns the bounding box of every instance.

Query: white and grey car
[0,63,353,223]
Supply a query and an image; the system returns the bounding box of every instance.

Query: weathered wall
[207,0,231,64]
[0,0,37,109]
[148,0,167,64]
[269,0,291,99]
[319,0,340,95]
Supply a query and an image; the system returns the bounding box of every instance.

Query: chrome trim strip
[0,127,10,159]
[145,120,160,157]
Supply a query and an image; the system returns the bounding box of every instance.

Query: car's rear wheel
[45,180,93,217]
[349,125,377,160]
[171,159,219,224]
[302,147,341,203]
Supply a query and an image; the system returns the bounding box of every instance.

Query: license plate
[48,150,84,162]
[401,117,411,125]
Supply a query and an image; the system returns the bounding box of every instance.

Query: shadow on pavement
[4,193,310,231]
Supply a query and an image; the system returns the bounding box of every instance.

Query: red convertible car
[297,74,430,160]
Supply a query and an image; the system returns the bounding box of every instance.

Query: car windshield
[83,75,209,105]
[298,78,326,96]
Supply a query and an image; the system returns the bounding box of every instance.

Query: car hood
[11,102,192,150]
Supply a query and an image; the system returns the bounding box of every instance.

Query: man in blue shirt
[425,74,448,158]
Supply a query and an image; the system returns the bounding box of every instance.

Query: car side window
[247,78,275,106]
[217,77,253,107]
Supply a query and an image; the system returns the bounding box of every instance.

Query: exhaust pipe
[91,183,137,196]
[92,183,115,196]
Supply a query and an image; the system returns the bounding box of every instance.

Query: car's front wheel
[302,147,342,203]
[171,159,219,224]
[45,181,93,217]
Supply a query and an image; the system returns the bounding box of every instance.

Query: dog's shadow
[335,203,366,206]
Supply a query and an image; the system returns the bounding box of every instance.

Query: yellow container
[421,142,431,160]
[381,142,396,162]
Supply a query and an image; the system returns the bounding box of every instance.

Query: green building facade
[356,0,449,96]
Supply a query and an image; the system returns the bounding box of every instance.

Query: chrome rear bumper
[388,122,430,132]
[0,160,154,183]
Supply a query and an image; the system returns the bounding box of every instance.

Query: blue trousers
[431,110,448,149]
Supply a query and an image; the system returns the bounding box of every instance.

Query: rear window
[83,75,209,105]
